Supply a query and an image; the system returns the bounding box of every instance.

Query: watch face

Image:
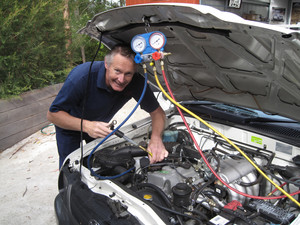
[149,32,166,50]
[131,36,147,53]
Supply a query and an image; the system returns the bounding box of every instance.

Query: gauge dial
[149,32,166,50]
[131,36,147,53]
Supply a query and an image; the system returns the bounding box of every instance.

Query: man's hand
[47,110,111,139]
[147,136,168,164]
[147,106,168,164]
[83,121,112,139]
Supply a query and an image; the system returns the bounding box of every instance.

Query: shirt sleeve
[49,65,87,114]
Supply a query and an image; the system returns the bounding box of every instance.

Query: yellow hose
[154,62,300,207]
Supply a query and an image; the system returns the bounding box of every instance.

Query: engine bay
[80,114,300,225]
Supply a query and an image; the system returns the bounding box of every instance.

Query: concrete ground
[0,125,58,225]
[0,99,149,225]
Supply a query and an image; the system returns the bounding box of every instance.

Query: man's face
[105,53,135,92]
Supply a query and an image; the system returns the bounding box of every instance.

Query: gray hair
[105,44,136,66]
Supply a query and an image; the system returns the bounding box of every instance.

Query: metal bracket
[142,16,151,33]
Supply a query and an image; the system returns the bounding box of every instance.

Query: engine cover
[147,165,201,196]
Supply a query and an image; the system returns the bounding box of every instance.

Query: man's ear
[104,59,108,69]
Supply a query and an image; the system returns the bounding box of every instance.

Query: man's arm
[147,106,169,163]
[47,110,111,138]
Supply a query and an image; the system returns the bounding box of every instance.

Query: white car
[55,3,300,225]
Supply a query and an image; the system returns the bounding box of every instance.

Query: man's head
[104,44,136,92]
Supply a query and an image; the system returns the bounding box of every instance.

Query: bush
[0,0,67,98]
[0,0,117,99]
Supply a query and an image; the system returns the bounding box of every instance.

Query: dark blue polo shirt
[49,61,159,166]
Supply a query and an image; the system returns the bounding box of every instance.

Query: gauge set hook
[131,31,169,64]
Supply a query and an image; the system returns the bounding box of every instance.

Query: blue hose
[87,72,148,179]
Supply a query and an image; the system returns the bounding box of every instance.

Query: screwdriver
[109,120,153,157]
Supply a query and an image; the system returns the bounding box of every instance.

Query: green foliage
[0,0,67,98]
[0,0,121,98]
[68,0,113,64]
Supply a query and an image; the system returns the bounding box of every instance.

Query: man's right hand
[47,110,111,139]
[83,121,112,139]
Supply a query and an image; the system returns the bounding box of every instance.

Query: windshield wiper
[244,117,298,123]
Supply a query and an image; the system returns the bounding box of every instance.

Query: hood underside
[79,3,300,121]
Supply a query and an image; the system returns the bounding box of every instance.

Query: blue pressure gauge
[131,31,167,63]
[131,36,147,53]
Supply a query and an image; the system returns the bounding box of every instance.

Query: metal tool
[109,120,152,157]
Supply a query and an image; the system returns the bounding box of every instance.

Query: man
[47,44,168,168]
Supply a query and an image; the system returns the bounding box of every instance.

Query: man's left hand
[147,137,168,164]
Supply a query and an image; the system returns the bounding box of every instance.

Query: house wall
[126,0,199,5]
[126,0,292,24]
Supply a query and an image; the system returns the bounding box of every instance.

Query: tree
[0,0,122,98]
[68,0,111,65]
[0,0,67,98]
[64,0,72,63]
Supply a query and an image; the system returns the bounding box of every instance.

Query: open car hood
[79,3,300,121]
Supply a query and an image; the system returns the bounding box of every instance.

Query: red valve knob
[152,52,161,61]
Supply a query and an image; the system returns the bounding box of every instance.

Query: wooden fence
[0,83,63,151]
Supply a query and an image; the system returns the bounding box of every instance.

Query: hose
[137,183,173,207]
[136,183,185,225]
[154,59,300,207]
[80,33,103,175]
[151,201,203,225]
[240,153,274,187]
[41,123,55,135]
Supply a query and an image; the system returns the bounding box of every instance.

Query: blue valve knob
[134,54,143,64]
